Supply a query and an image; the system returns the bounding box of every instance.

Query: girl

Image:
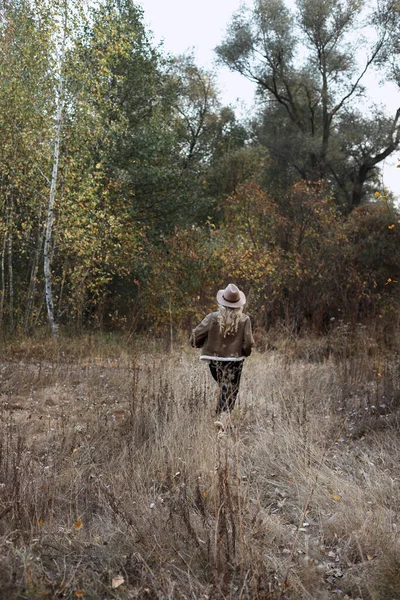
[190,283,254,427]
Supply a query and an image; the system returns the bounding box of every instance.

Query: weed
[1,330,400,597]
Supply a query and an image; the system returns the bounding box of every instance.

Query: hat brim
[216,289,246,308]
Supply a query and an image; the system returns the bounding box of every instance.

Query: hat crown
[223,284,240,303]
[216,283,246,307]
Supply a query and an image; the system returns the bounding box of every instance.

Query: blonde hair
[218,305,243,338]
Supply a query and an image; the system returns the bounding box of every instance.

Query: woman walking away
[190,283,254,430]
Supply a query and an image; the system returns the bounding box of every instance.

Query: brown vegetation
[1,328,400,599]
[146,184,400,336]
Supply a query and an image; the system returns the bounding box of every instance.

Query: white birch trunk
[7,226,14,333]
[44,95,62,336]
[0,228,6,330]
[44,14,66,337]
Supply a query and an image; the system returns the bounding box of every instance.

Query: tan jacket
[190,311,254,360]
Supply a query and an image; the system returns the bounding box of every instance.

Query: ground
[1,331,400,599]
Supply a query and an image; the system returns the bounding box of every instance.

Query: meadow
[1,326,400,599]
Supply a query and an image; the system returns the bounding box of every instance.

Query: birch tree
[0,0,54,331]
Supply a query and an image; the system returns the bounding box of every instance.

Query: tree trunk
[169,298,174,352]
[24,214,44,332]
[44,101,62,336]
[319,53,332,181]
[7,198,14,333]
[44,15,66,337]
[351,164,369,208]
[351,110,400,209]
[0,227,6,330]
[7,229,14,333]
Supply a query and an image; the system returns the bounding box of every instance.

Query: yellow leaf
[374,191,381,198]
[112,576,125,588]
[388,224,395,229]
[74,520,83,530]
[332,495,341,501]
[38,519,44,526]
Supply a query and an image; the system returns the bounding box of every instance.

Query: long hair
[218,305,243,338]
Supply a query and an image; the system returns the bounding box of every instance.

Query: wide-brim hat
[217,283,246,308]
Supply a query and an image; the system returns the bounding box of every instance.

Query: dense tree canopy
[0,0,400,336]
[216,0,400,209]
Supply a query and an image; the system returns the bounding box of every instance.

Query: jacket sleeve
[242,317,254,357]
[190,313,213,348]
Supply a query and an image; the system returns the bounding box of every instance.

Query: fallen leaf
[112,576,124,588]
[332,495,341,501]
[74,520,83,530]
[75,591,84,598]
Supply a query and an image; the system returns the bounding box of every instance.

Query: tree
[169,55,221,170]
[216,0,400,210]
[70,0,189,236]
[43,0,70,337]
[0,0,55,331]
[168,56,260,223]
[50,0,150,326]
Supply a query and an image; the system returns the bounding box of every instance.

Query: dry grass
[1,329,400,599]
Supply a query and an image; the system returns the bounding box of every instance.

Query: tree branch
[331,38,386,118]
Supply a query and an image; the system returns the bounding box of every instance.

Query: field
[1,328,400,599]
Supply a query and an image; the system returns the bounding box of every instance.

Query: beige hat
[216,283,246,308]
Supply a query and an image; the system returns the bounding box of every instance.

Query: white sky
[139,0,400,200]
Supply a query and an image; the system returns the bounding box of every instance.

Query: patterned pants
[209,360,243,413]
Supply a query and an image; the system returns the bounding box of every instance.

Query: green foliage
[0,0,55,329]
[142,226,224,330]
[216,0,400,209]
[1,0,400,336]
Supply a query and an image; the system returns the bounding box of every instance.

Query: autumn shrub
[142,225,224,333]
[343,201,400,333]
[217,180,352,331]
[145,182,400,337]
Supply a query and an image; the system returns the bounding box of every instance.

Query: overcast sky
[138,0,400,199]
[139,0,258,112]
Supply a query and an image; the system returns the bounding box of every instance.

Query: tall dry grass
[1,327,400,599]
